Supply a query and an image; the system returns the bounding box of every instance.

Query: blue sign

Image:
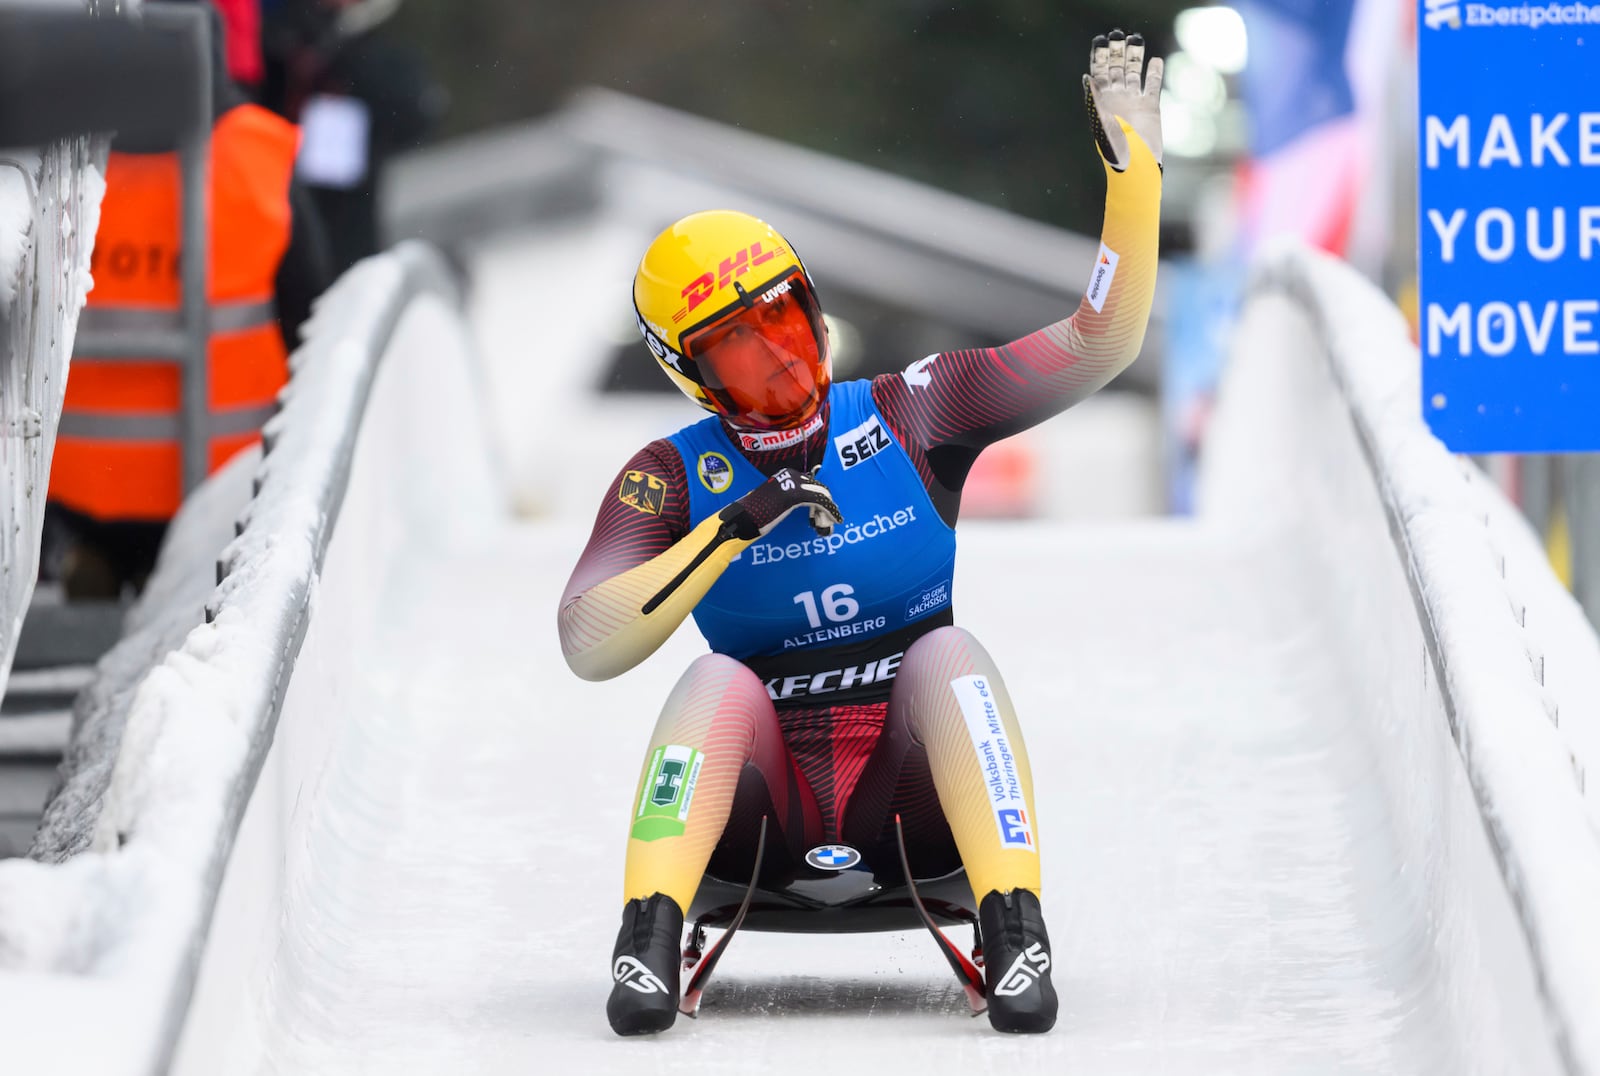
[1418,1,1600,452]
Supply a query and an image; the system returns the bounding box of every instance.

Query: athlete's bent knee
[677,652,765,693]
[655,653,775,751]
[901,624,1001,678]
[905,624,981,657]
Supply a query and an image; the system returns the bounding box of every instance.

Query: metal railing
[70,1,213,496]
[1504,455,1600,631]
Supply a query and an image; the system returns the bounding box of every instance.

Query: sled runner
[679,816,986,1015]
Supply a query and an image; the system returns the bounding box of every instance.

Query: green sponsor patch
[631,744,704,842]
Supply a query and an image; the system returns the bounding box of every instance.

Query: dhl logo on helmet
[671,241,789,324]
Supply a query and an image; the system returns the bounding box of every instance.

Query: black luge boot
[978,888,1058,1033]
[606,893,684,1035]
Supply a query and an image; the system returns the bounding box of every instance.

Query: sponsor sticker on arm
[1085,244,1120,314]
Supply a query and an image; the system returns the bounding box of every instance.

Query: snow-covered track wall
[169,243,496,1074]
[1201,242,1600,1074]
[0,138,103,690]
[0,242,473,1075]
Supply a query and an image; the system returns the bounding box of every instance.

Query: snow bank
[1200,241,1600,1073]
[30,445,260,864]
[0,242,470,1075]
[0,160,36,309]
[0,141,105,696]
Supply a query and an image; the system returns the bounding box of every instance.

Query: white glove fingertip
[1145,56,1164,98]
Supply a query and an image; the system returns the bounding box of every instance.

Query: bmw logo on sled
[804,844,862,871]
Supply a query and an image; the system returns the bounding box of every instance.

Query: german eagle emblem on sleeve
[618,470,667,516]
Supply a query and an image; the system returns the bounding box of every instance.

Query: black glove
[718,468,843,539]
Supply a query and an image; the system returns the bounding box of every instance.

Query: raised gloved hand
[718,468,843,540]
[1083,29,1164,171]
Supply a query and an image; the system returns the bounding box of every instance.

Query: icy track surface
[217,519,1452,1075]
[159,244,1597,1074]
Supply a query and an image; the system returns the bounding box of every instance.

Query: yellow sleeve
[1090,121,1164,368]
[558,514,754,682]
[1003,119,1163,401]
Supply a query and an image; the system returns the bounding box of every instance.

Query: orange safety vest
[51,103,299,522]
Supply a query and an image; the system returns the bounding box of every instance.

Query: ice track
[196,521,1472,1075]
[47,242,1591,1075]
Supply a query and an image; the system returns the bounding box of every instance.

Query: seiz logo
[613,956,668,995]
[834,415,891,470]
[997,807,1033,848]
[1423,0,1461,28]
[992,943,1051,998]
[674,242,786,321]
[776,468,797,491]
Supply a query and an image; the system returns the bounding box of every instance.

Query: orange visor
[681,270,830,431]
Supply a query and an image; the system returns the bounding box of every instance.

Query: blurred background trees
[389,0,1188,238]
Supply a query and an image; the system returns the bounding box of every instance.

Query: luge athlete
[560,31,1163,1036]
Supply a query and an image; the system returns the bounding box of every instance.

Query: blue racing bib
[668,379,956,673]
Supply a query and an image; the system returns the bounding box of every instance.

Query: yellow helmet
[633,210,830,434]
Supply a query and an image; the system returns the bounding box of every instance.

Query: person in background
[209,0,265,91]
[262,0,443,274]
[43,2,333,600]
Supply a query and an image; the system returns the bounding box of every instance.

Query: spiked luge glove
[719,468,843,539]
[1083,29,1164,172]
